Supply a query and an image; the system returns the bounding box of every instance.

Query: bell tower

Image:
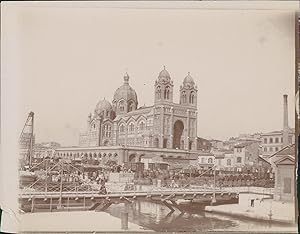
[154,66,174,103]
[180,72,197,108]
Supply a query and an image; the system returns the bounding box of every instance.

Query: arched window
[154,138,159,148]
[237,157,242,163]
[164,86,170,99]
[128,101,135,112]
[208,158,213,164]
[156,86,161,99]
[103,125,107,137]
[108,126,111,137]
[139,121,145,131]
[189,92,195,104]
[182,91,186,103]
[119,124,125,133]
[227,159,231,166]
[119,100,125,112]
[129,123,135,132]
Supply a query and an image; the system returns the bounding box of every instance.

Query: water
[106,201,297,232]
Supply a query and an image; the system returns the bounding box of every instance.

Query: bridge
[19,188,238,213]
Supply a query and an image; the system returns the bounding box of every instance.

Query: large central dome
[112,73,138,114]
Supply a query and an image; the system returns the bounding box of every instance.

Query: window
[269,138,273,144]
[119,100,125,112]
[264,147,267,152]
[227,159,231,166]
[156,86,161,99]
[283,177,292,194]
[108,126,111,137]
[269,147,273,152]
[129,123,135,132]
[275,147,278,152]
[182,91,186,103]
[281,137,283,143]
[128,101,134,112]
[208,158,213,164]
[201,158,205,164]
[236,148,242,153]
[275,137,279,143]
[119,124,125,133]
[139,121,145,131]
[103,125,107,137]
[237,157,242,163]
[164,86,170,99]
[189,91,195,104]
[264,138,267,144]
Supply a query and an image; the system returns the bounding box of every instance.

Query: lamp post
[212,165,216,204]
[58,163,63,209]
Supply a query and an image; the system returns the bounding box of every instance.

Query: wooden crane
[19,111,35,168]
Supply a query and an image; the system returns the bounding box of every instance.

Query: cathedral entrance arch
[173,120,184,149]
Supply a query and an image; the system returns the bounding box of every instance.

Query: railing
[19,186,235,199]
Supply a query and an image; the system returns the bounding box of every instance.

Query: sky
[2,4,296,146]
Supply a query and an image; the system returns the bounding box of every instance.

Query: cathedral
[79,67,198,151]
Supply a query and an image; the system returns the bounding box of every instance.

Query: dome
[158,66,171,79]
[183,72,195,86]
[95,98,112,115]
[113,73,138,104]
[158,66,171,83]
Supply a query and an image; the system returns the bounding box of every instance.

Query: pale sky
[3,4,296,146]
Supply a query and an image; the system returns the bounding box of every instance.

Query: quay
[205,192,296,224]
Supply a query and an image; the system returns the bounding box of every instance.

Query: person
[99,182,107,194]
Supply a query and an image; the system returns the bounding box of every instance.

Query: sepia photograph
[1,1,299,233]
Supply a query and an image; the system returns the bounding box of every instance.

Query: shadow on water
[106,201,237,232]
[106,201,297,232]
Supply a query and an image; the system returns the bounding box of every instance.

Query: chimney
[282,94,289,147]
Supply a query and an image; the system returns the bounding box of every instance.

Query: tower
[282,94,289,147]
[180,72,197,108]
[154,66,174,103]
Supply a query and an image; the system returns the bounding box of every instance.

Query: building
[261,95,295,156]
[232,141,260,171]
[196,137,212,151]
[272,148,295,202]
[209,139,224,150]
[197,152,215,169]
[79,67,198,151]
[55,68,201,167]
[260,130,294,156]
[257,155,272,178]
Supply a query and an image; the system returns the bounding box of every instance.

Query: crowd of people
[22,158,274,193]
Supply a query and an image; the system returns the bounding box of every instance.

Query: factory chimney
[282,94,289,147]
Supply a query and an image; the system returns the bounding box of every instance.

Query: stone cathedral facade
[79,67,198,151]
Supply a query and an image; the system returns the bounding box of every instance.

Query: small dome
[113,73,138,105]
[183,72,195,86]
[158,66,171,79]
[95,98,112,115]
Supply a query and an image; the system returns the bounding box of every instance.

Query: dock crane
[19,111,35,168]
